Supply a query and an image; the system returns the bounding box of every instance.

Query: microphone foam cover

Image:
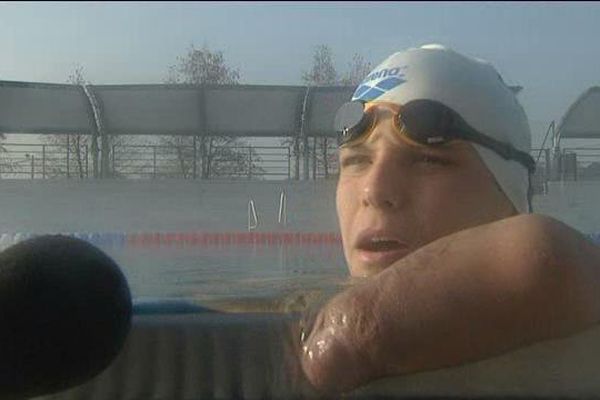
[0,235,132,397]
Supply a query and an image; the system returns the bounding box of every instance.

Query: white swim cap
[351,44,532,213]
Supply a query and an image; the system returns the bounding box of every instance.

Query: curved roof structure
[558,86,600,139]
[0,80,353,138]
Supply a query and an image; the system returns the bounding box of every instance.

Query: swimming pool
[1,179,598,304]
[8,179,600,399]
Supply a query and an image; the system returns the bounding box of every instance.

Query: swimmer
[299,44,600,393]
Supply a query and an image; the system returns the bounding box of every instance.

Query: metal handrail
[536,120,555,164]
[278,190,287,227]
[248,198,258,231]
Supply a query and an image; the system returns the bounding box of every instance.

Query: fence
[562,147,600,180]
[2,140,600,184]
[112,144,292,180]
[112,144,195,179]
[0,142,89,179]
[309,137,339,180]
[530,148,551,194]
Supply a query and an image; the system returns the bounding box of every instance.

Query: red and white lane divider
[0,232,343,248]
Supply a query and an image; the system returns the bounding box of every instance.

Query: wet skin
[299,103,600,393]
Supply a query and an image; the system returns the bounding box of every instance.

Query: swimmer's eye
[417,154,452,166]
[340,154,371,169]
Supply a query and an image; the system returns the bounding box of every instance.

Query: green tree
[163,44,262,179]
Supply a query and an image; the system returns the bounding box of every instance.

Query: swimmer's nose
[360,153,405,211]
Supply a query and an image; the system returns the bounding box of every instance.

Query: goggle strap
[465,130,535,172]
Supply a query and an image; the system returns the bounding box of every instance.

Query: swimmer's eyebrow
[411,141,465,157]
[340,140,466,158]
[339,143,372,155]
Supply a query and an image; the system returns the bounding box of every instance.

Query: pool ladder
[277,190,287,227]
[247,190,287,231]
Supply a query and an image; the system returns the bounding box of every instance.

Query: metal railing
[562,147,600,168]
[562,147,600,180]
[278,190,287,227]
[247,198,258,231]
[530,148,550,194]
[3,139,600,184]
[309,137,339,179]
[111,144,292,180]
[112,144,197,179]
[0,143,89,179]
[209,145,290,180]
[247,190,288,232]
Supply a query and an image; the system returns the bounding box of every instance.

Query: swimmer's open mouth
[355,229,408,251]
[354,230,411,268]
[359,238,404,251]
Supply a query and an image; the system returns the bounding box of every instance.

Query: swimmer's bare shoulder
[301,214,600,393]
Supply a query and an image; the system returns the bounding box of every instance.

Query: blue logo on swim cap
[352,66,406,101]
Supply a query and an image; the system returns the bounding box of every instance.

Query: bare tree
[288,47,373,179]
[340,53,373,86]
[162,44,263,179]
[166,44,240,85]
[302,45,338,86]
[0,143,16,179]
[42,65,142,179]
[323,53,373,179]
[40,65,90,178]
[303,45,337,179]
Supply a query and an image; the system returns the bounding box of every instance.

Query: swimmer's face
[336,102,518,277]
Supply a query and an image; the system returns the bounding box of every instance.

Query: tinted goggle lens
[334,101,369,146]
[400,100,458,144]
[334,100,457,147]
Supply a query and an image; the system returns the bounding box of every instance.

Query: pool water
[103,243,348,309]
[1,179,599,309]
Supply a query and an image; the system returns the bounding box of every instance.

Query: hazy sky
[1,1,599,145]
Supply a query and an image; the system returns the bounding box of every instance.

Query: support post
[66,136,70,178]
[299,87,311,181]
[312,137,317,180]
[193,135,197,180]
[153,146,157,179]
[42,145,46,179]
[323,137,328,179]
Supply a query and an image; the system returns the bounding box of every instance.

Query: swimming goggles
[334,99,536,173]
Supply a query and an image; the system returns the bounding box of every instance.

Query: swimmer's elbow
[510,214,600,334]
[300,290,382,394]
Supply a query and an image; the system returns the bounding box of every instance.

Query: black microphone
[0,234,132,398]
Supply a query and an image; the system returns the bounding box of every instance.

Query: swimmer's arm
[301,214,600,393]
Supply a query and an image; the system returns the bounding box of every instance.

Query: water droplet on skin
[328,309,348,326]
[316,339,327,355]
